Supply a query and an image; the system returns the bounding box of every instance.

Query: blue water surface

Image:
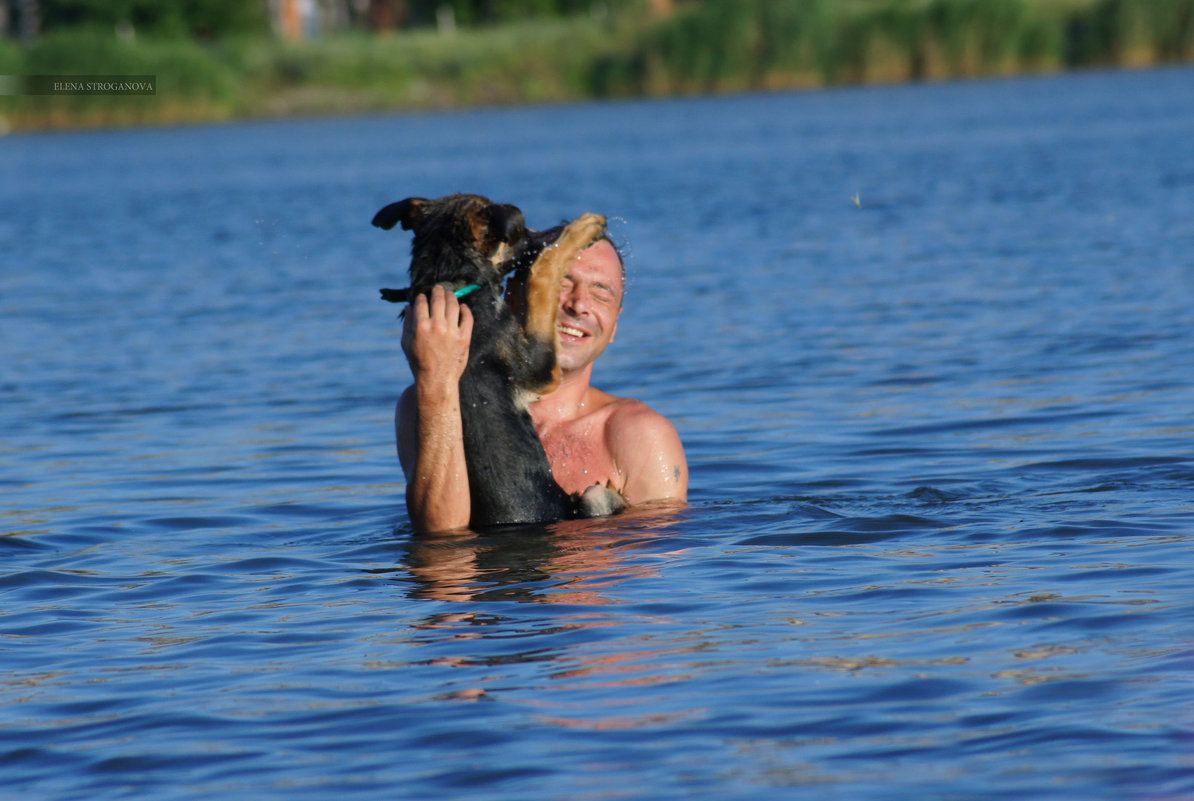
[2,66,1193,800]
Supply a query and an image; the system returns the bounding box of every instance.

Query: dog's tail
[380,288,410,303]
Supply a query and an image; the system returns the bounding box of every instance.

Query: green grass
[2,0,1192,131]
[1,29,243,127]
[615,0,1194,94]
[231,15,637,113]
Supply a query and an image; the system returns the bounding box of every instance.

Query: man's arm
[396,286,474,533]
[608,402,688,505]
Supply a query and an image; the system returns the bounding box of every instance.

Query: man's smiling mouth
[559,324,588,339]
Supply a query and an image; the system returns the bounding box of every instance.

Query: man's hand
[403,285,474,389]
[398,284,475,533]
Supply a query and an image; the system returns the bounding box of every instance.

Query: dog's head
[374,194,527,295]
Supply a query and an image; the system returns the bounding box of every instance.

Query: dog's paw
[379,287,411,303]
[574,482,627,518]
[560,213,607,251]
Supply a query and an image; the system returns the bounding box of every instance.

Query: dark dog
[375,193,625,528]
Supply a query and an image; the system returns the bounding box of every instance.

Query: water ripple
[3,67,1194,801]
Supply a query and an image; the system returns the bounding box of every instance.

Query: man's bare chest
[539,421,621,496]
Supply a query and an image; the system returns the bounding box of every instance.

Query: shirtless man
[395,235,688,533]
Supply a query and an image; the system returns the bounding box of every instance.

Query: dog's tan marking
[524,213,606,394]
[490,241,514,270]
[512,387,537,413]
[465,200,490,251]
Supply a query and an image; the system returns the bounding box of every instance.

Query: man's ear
[485,203,526,246]
[373,197,427,231]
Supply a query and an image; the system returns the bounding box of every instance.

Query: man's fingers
[403,301,417,336]
[412,292,430,323]
[458,302,474,338]
[402,286,473,381]
[426,285,460,325]
[441,287,460,324]
[410,286,472,336]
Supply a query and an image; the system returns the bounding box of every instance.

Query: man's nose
[561,284,589,314]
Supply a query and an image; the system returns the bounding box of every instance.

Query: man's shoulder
[605,395,668,423]
[599,394,688,503]
[601,395,681,446]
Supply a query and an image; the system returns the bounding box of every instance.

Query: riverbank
[3,0,1192,132]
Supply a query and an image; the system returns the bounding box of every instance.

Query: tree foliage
[28,0,642,36]
[37,0,269,37]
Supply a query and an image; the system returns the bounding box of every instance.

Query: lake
[2,65,1193,800]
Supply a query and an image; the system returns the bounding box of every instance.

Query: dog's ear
[485,203,526,246]
[372,198,427,231]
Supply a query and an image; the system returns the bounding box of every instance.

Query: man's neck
[531,365,594,426]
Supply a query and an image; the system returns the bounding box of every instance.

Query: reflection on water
[399,507,687,604]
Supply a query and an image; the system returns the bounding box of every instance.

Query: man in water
[395,234,688,533]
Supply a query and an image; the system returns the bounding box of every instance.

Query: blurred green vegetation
[2,0,1193,131]
[629,0,1194,93]
[35,0,270,38]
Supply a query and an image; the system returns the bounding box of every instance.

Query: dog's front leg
[523,213,607,393]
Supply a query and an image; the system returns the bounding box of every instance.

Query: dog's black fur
[376,193,624,529]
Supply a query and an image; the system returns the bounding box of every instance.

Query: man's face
[556,238,624,373]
